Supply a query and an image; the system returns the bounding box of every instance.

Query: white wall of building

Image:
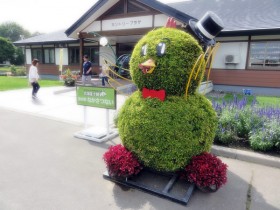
[212,42,248,69]
[154,14,169,27]
[26,49,32,64]
[102,16,153,31]
[84,21,101,33]
[99,44,117,67]
[55,48,68,65]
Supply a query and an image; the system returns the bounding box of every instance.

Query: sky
[0,0,187,34]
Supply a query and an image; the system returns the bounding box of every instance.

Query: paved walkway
[0,86,129,128]
[0,86,280,210]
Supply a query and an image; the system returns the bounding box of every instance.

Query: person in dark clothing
[82,55,92,84]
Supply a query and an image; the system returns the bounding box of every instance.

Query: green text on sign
[76,86,116,109]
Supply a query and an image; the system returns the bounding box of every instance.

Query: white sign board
[102,16,153,31]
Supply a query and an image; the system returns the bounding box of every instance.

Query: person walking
[29,58,40,98]
[100,63,109,87]
[82,55,92,85]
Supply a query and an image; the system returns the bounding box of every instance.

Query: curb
[211,145,280,169]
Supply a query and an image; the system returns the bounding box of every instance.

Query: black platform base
[103,169,195,206]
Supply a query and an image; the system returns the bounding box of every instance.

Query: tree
[31,31,43,37]
[0,21,31,42]
[10,47,25,65]
[0,37,15,63]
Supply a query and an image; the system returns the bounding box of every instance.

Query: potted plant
[181,152,228,192]
[60,68,78,87]
[103,144,143,179]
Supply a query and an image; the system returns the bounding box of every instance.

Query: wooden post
[79,33,84,76]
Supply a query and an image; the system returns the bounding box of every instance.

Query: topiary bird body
[117,26,218,172]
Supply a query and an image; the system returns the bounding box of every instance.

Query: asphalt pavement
[0,85,280,210]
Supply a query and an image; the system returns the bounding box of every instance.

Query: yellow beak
[139,59,156,74]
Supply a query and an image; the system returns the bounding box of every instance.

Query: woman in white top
[29,58,40,98]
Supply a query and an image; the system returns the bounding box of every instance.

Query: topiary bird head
[129,18,205,99]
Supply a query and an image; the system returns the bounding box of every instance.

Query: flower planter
[198,81,213,94]
[103,168,195,206]
[107,171,130,181]
[64,79,75,87]
[61,69,78,87]
[196,184,218,193]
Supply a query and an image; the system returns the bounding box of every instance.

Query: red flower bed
[103,144,143,178]
[181,152,228,189]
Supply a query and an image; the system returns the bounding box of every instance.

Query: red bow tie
[142,88,166,101]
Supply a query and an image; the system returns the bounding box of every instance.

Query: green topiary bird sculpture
[117,18,218,172]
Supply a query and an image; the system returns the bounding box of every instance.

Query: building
[14,30,80,79]
[14,0,280,95]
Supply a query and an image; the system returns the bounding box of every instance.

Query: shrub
[234,106,264,139]
[213,95,272,144]
[10,65,17,75]
[215,109,238,144]
[181,152,228,189]
[118,92,218,172]
[236,107,252,138]
[213,95,250,144]
[249,129,274,151]
[15,67,26,76]
[270,119,280,149]
[249,119,280,151]
[103,144,143,178]
[212,94,280,153]
[10,65,26,76]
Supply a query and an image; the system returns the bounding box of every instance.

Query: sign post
[74,85,118,142]
[59,48,63,79]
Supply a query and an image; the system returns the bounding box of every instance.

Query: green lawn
[0,77,63,91]
[256,95,280,106]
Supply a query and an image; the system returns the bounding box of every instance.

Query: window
[127,1,147,13]
[31,49,43,62]
[108,0,124,15]
[101,0,150,18]
[249,41,280,69]
[69,47,80,64]
[84,47,99,66]
[69,47,99,65]
[31,48,55,64]
[44,48,55,64]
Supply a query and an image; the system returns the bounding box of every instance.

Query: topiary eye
[141,44,148,56]
[156,42,166,56]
